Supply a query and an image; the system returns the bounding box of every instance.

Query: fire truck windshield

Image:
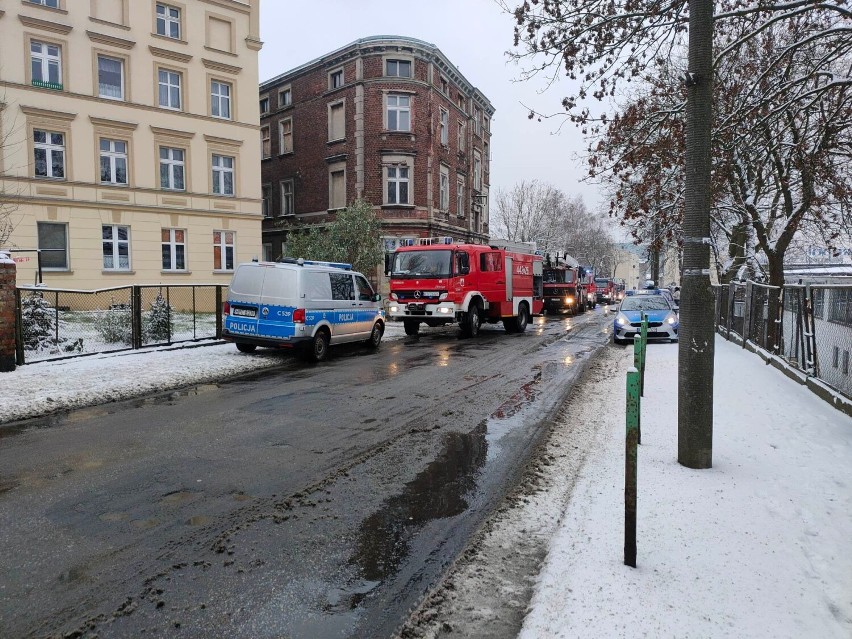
[543,268,575,284]
[391,250,453,279]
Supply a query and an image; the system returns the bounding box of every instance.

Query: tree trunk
[678,0,715,470]
[765,254,785,354]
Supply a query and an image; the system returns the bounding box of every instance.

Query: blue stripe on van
[225,303,377,339]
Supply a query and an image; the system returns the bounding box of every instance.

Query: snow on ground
[0,323,408,424]
[520,336,852,639]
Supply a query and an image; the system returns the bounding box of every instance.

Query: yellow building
[0,0,262,288]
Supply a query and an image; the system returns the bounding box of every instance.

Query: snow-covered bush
[21,292,56,350]
[145,294,173,342]
[94,300,132,345]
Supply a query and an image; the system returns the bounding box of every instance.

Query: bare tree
[0,99,21,249]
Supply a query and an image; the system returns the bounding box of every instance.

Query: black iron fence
[15,284,226,364]
[714,281,852,400]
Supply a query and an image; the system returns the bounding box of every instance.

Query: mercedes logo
[414,290,422,299]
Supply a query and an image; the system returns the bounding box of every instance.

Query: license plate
[232,307,257,318]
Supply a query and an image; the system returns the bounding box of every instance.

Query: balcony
[32,79,63,91]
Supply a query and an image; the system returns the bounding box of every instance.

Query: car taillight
[223,301,231,315]
[293,308,306,323]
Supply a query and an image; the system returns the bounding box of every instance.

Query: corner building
[0,0,262,288]
[259,36,494,276]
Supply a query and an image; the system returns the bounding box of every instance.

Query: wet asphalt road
[0,309,612,639]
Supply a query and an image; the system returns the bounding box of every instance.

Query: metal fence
[15,284,226,364]
[715,281,852,400]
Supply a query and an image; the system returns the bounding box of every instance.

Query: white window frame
[261,125,271,159]
[99,138,128,185]
[279,118,293,154]
[281,179,294,216]
[440,108,449,146]
[159,146,185,191]
[211,80,232,119]
[102,224,131,271]
[457,120,465,151]
[31,40,62,88]
[387,94,411,132]
[156,3,181,39]
[474,106,482,136]
[386,59,412,78]
[329,68,344,90]
[456,176,465,218]
[212,154,234,196]
[161,228,187,271]
[213,230,235,271]
[33,129,65,179]
[439,165,449,211]
[474,150,482,191]
[97,55,124,100]
[279,86,292,108]
[30,0,60,7]
[259,96,269,114]
[386,164,410,205]
[158,68,181,110]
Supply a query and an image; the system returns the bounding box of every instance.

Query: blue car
[613,294,679,344]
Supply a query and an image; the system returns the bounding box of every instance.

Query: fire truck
[387,238,543,337]
[578,265,597,309]
[542,253,584,314]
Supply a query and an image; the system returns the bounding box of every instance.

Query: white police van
[222,258,384,361]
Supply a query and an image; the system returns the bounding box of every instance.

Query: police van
[222,258,384,361]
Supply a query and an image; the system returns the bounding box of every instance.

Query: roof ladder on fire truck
[488,239,538,254]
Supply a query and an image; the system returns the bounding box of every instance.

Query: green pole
[633,337,642,444]
[625,367,640,568]
[640,313,648,396]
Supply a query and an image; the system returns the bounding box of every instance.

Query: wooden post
[625,367,640,568]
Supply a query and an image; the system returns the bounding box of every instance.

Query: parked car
[613,294,679,344]
[222,258,384,361]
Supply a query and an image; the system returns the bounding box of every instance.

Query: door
[354,274,378,335]
[329,272,358,337]
[477,250,506,308]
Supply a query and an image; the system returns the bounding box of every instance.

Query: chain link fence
[15,284,226,364]
[715,282,852,400]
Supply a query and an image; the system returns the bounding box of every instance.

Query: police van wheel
[236,343,257,353]
[307,330,330,362]
[403,320,420,336]
[367,322,383,348]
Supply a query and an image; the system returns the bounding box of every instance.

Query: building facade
[0,0,262,288]
[258,36,494,276]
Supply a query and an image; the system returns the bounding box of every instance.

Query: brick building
[258,35,494,278]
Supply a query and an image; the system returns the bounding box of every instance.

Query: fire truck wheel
[403,320,420,336]
[366,322,384,348]
[514,303,529,332]
[462,303,481,337]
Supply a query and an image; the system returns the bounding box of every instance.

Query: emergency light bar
[277,257,352,270]
[416,236,455,246]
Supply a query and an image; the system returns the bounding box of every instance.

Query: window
[457,120,465,151]
[439,166,449,211]
[281,180,294,216]
[33,130,65,179]
[262,184,272,218]
[329,102,344,141]
[100,139,128,185]
[440,77,448,94]
[259,97,269,114]
[279,119,293,154]
[456,177,465,217]
[440,109,448,146]
[29,0,60,7]
[474,106,482,136]
[386,165,409,205]
[161,228,186,271]
[828,289,852,327]
[329,166,346,209]
[355,275,374,301]
[386,59,412,78]
[260,126,270,158]
[473,151,482,190]
[159,147,185,190]
[31,41,62,89]
[97,55,124,100]
[480,252,503,272]
[279,87,291,108]
[262,243,273,261]
[211,81,232,119]
[37,222,68,269]
[213,231,235,271]
[483,116,490,133]
[156,3,181,39]
[329,69,343,89]
[158,69,181,109]
[330,273,354,301]
[102,224,131,271]
[212,154,234,196]
[457,93,465,111]
[387,94,410,132]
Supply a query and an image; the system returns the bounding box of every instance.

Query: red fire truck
[542,254,583,314]
[578,265,597,309]
[387,238,543,337]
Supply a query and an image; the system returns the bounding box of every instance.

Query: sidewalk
[520,336,852,638]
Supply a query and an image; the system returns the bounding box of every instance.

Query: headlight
[389,305,399,313]
[666,312,678,325]
[438,307,452,314]
[439,292,448,300]
[565,296,574,304]
[616,313,629,326]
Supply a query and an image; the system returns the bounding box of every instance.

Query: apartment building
[258,35,494,272]
[0,0,262,288]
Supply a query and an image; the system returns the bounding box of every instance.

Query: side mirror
[373,294,382,302]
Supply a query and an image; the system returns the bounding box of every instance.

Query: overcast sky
[257,0,604,211]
